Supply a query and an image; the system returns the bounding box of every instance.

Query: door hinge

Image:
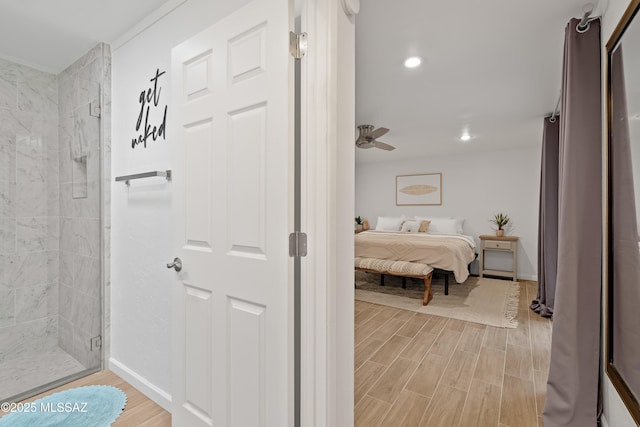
[289,231,308,257]
[289,31,307,60]
[90,335,102,351]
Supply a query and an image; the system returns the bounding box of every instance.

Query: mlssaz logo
[132,68,168,149]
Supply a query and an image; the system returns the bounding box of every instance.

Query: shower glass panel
[0,43,109,402]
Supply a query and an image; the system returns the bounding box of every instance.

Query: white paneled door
[171,0,293,425]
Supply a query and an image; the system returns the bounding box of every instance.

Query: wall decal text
[132,68,168,149]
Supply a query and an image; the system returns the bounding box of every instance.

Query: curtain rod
[549,95,561,123]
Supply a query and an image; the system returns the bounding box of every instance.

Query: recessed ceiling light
[460,133,471,142]
[404,57,421,68]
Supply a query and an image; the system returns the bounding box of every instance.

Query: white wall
[601,0,638,425]
[355,146,541,280]
[110,0,250,409]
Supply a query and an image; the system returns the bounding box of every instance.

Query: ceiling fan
[356,125,396,151]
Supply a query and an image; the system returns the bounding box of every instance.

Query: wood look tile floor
[355,280,551,427]
[2,370,171,426]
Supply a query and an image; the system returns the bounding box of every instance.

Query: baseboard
[108,357,172,412]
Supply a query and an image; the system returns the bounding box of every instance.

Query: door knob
[167,257,182,272]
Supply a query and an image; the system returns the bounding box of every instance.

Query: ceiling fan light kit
[356,124,396,151]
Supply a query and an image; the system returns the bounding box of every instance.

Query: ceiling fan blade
[369,127,389,139]
[374,140,396,151]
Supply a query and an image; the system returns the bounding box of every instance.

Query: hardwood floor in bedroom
[354,280,551,427]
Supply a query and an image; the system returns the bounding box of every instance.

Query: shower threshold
[0,347,99,403]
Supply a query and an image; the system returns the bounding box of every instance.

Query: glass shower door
[0,43,108,403]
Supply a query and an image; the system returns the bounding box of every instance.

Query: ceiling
[0,0,170,73]
[355,0,602,163]
[0,0,603,162]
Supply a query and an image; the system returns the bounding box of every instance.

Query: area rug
[355,271,520,328]
[0,385,127,427]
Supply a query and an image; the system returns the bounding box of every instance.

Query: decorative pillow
[419,220,430,232]
[400,220,421,233]
[415,217,463,234]
[375,216,404,231]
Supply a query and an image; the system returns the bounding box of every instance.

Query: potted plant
[355,216,363,231]
[490,213,510,237]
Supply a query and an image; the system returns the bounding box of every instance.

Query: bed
[354,230,477,286]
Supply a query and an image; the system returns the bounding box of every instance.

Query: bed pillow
[453,218,465,234]
[375,216,404,231]
[415,217,463,234]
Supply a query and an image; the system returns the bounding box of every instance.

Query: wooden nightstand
[479,235,519,281]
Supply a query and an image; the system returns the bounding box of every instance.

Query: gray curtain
[531,116,559,318]
[544,18,602,427]
[610,46,640,402]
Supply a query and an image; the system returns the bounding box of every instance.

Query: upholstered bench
[354,257,434,305]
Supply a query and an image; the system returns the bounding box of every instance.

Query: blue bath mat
[0,385,127,427]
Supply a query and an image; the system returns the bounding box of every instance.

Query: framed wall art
[396,173,442,206]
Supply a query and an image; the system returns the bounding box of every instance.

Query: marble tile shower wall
[0,44,109,371]
[57,44,106,369]
[0,58,60,363]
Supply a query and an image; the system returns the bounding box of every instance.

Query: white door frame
[299,0,355,425]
